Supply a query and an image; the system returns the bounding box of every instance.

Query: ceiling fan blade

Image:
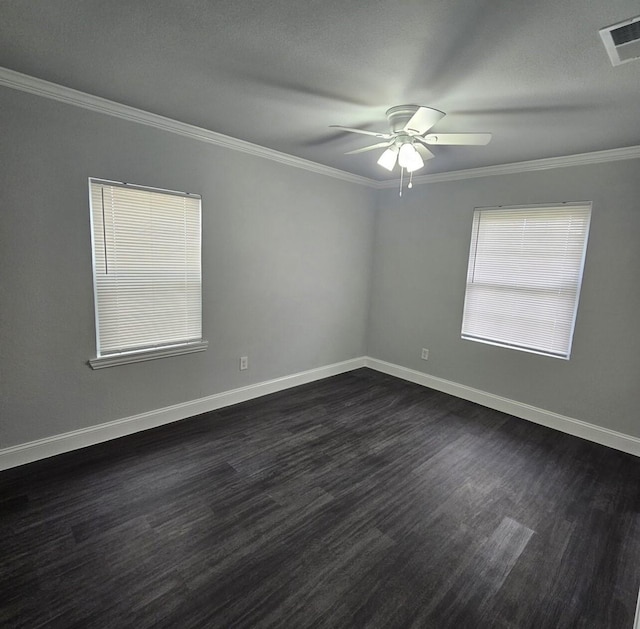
[345,141,393,155]
[329,125,391,139]
[422,133,492,145]
[403,107,446,135]
[414,143,435,161]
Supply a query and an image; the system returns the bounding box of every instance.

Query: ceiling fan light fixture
[377,146,399,171]
[398,142,424,172]
[333,105,492,189]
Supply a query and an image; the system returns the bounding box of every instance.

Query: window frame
[88,178,207,369]
[460,202,592,360]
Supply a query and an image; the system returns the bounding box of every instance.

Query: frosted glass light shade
[398,143,424,172]
[377,146,399,171]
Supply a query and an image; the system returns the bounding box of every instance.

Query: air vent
[600,16,640,66]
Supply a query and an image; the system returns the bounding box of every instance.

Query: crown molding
[374,145,640,188]
[3,67,640,189]
[0,67,375,188]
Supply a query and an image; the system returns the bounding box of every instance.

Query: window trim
[88,178,206,369]
[460,201,592,360]
[89,340,208,369]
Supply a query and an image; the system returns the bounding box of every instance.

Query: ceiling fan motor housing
[386,105,420,133]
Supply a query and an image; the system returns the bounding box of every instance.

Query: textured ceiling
[1,0,639,180]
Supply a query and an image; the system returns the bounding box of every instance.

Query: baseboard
[3,355,638,471]
[365,357,640,458]
[0,357,367,471]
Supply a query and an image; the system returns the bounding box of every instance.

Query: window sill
[89,340,208,369]
[461,335,569,360]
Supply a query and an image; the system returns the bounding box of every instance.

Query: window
[461,203,591,359]
[89,179,206,368]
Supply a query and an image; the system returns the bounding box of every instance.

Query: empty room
[1,1,639,627]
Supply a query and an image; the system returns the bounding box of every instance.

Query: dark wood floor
[1,368,639,628]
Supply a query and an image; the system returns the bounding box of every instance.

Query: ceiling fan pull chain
[399,167,404,196]
[408,170,414,189]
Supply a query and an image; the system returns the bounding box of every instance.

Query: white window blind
[89,179,203,362]
[461,203,591,359]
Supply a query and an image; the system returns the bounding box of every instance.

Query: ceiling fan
[331,105,491,178]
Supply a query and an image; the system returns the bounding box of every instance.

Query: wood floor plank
[1,368,638,628]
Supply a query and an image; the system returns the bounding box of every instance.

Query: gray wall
[2,84,639,450]
[369,161,640,437]
[0,87,375,447]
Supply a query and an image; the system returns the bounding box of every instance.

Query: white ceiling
[1,0,639,180]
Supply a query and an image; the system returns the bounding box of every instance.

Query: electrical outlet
[421,348,429,360]
[240,356,248,371]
